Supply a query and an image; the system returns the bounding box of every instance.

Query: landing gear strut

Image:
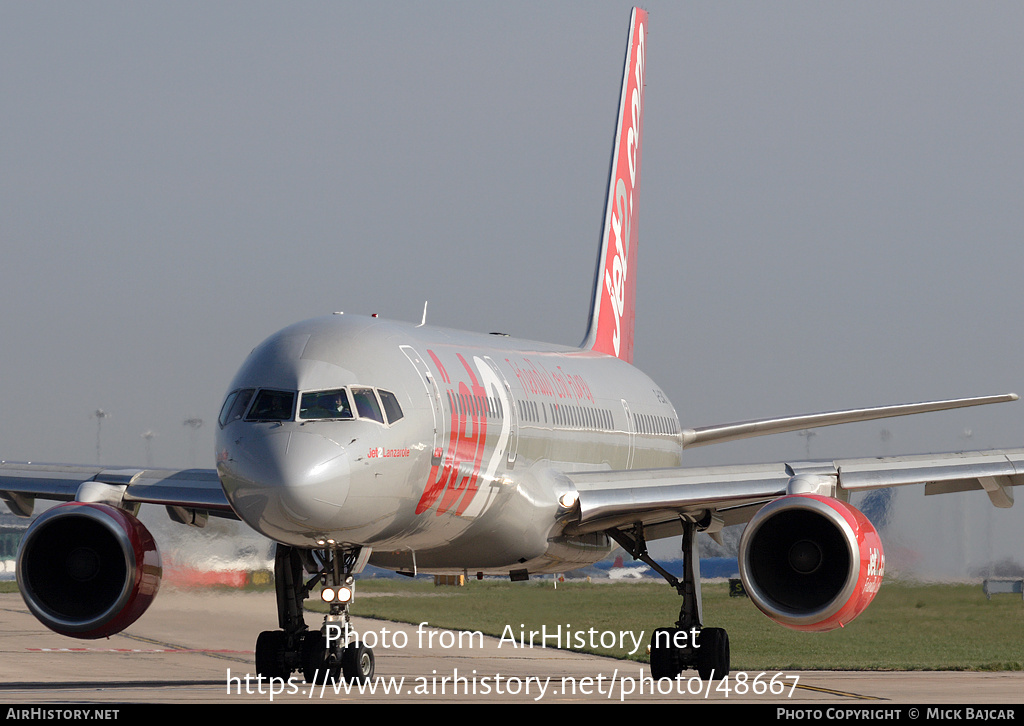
[254,544,375,684]
[609,516,730,681]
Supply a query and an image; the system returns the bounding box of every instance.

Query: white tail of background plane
[582,7,646,364]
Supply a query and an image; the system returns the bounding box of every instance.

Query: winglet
[582,7,647,364]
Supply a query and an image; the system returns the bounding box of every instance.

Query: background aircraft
[2,4,1024,684]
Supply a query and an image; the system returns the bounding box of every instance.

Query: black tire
[649,627,682,679]
[302,630,340,684]
[341,641,375,683]
[695,627,729,681]
[255,630,289,680]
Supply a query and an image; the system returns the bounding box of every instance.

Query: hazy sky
[2,2,1022,568]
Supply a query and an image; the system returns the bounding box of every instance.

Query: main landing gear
[254,544,375,684]
[609,515,730,681]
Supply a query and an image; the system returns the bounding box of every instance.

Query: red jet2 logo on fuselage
[415,350,600,518]
[415,351,516,518]
[415,352,487,516]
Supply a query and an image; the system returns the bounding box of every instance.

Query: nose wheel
[254,544,375,684]
[301,629,340,684]
[342,641,375,682]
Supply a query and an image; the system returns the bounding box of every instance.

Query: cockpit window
[245,389,295,422]
[378,389,404,424]
[219,388,255,427]
[294,386,403,426]
[351,387,384,424]
[299,389,354,420]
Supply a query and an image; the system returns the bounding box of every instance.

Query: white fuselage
[215,313,682,574]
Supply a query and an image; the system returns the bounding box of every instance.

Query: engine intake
[17,502,161,639]
[738,494,884,632]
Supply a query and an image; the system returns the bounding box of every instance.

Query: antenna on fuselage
[417,301,428,327]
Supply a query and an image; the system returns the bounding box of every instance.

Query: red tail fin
[582,7,646,364]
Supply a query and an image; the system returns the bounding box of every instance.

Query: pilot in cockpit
[330,392,351,417]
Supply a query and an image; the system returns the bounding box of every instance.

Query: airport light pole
[141,430,156,468]
[183,417,203,467]
[92,409,109,465]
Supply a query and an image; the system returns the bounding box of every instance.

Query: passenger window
[351,387,384,423]
[299,389,354,420]
[378,390,404,424]
[245,389,295,422]
[219,388,255,427]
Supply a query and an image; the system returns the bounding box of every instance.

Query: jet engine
[738,494,884,632]
[17,502,161,639]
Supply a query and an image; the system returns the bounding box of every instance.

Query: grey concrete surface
[0,590,1019,704]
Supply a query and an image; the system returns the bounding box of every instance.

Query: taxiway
[0,590,1019,704]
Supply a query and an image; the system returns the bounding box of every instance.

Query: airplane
[2,6,1023,685]
[605,554,650,580]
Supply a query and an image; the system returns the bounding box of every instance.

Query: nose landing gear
[254,544,375,685]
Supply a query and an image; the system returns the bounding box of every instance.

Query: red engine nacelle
[16,502,162,639]
[738,494,884,632]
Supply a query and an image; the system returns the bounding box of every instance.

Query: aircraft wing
[0,461,235,522]
[564,448,1024,539]
[679,393,1018,448]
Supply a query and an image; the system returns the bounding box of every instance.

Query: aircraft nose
[220,429,350,543]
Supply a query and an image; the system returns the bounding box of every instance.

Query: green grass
[321,578,1024,671]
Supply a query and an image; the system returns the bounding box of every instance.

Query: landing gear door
[400,345,444,465]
